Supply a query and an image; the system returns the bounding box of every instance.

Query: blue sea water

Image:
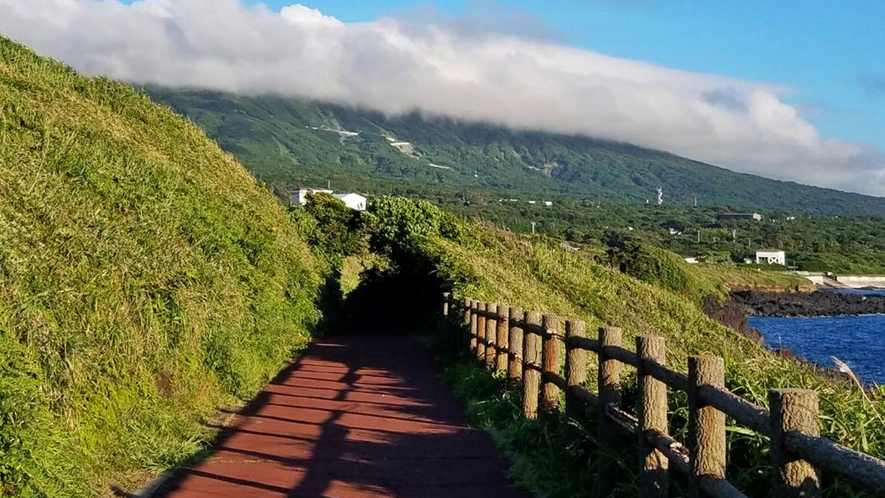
[750,311,885,385]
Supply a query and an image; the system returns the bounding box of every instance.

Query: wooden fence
[441,293,885,498]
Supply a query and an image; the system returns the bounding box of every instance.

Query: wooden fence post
[486,304,498,370]
[542,314,563,414]
[769,389,821,498]
[637,336,668,498]
[476,302,487,362]
[565,320,587,420]
[469,300,478,355]
[594,326,623,498]
[462,298,473,353]
[496,306,510,372]
[508,307,524,384]
[441,293,452,351]
[688,356,726,498]
[523,311,543,420]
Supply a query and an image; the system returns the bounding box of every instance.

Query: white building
[756,249,786,266]
[334,193,367,211]
[290,187,333,206]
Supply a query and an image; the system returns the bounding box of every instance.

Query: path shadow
[154,334,530,498]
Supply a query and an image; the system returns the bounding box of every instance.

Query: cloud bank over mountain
[1,0,883,195]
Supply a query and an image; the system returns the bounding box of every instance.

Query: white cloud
[1,0,883,195]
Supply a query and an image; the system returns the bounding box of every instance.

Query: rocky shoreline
[730,289,885,317]
[703,290,885,387]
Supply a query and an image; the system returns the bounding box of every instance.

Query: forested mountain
[146,87,885,217]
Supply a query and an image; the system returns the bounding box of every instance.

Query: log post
[469,300,478,355]
[565,320,587,420]
[442,293,453,351]
[476,302,487,362]
[496,306,510,372]
[594,326,623,498]
[462,298,473,353]
[637,336,668,498]
[523,311,543,420]
[688,356,726,498]
[485,304,498,370]
[542,314,563,414]
[769,389,821,498]
[508,307,524,384]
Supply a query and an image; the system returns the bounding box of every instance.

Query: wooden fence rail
[441,293,885,498]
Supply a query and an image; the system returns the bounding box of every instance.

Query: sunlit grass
[0,37,323,496]
[380,202,882,497]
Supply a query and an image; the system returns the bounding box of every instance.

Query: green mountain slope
[0,38,322,495]
[146,88,885,217]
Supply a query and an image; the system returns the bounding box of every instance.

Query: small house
[756,249,786,266]
[290,187,333,206]
[333,193,367,211]
[717,212,762,222]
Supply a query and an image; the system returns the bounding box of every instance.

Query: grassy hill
[145,88,885,218]
[367,197,883,497]
[0,38,323,496]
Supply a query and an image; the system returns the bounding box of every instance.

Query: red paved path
[156,335,531,498]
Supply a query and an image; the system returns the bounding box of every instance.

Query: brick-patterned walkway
[156,335,531,498]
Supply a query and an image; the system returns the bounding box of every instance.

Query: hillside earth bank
[732,290,885,317]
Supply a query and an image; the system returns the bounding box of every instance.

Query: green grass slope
[371,197,884,496]
[0,38,323,496]
[145,88,885,218]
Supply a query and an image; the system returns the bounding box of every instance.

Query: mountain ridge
[145,87,885,217]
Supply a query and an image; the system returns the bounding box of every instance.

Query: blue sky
[243,0,885,150]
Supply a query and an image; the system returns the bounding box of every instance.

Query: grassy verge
[0,38,324,496]
[371,197,884,497]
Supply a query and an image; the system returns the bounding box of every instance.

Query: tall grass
[374,198,884,497]
[0,37,323,495]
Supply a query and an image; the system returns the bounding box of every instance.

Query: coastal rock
[731,290,885,317]
[703,296,764,345]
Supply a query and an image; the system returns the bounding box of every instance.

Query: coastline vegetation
[366,196,885,497]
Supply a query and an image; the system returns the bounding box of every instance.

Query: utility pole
[531,222,536,235]
[697,229,701,244]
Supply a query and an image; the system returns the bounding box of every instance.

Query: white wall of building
[756,250,785,265]
[291,188,332,206]
[334,193,367,211]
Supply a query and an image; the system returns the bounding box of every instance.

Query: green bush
[606,236,690,294]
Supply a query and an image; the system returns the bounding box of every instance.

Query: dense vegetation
[365,197,883,497]
[0,38,324,496]
[145,88,885,218]
[441,199,885,275]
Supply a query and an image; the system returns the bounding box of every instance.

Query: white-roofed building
[333,193,367,211]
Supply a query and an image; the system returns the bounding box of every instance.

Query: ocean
[749,289,885,385]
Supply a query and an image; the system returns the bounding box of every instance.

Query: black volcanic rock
[731,290,885,317]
